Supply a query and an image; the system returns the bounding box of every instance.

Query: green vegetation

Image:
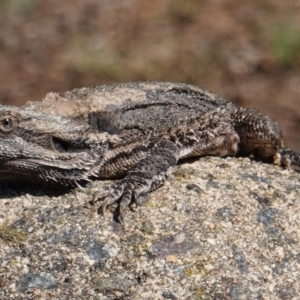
[270,24,300,67]
[0,0,36,14]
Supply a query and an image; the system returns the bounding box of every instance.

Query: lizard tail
[278,148,300,172]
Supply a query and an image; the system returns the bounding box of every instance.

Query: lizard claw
[93,179,150,222]
[92,188,111,204]
[116,190,139,223]
[98,200,108,216]
[131,190,139,207]
[116,205,125,224]
[93,181,135,221]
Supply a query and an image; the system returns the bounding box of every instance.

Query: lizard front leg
[92,141,180,223]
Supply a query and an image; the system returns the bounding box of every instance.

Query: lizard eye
[0,114,18,133]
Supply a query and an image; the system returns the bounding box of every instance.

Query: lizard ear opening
[52,136,70,153]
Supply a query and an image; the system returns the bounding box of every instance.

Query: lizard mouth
[51,136,88,154]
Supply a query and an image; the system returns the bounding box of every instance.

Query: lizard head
[0,108,105,186]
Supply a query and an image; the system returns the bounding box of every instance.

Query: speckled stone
[18,273,56,292]
[0,156,299,299]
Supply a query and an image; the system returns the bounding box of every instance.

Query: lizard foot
[92,178,148,223]
[277,148,300,172]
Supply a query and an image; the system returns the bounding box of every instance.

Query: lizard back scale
[0,82,299,222]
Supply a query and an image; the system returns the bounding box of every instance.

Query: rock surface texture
[0,157,300,299]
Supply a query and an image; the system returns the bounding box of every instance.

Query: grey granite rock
[0,156,299,299]
[18,273,56,292]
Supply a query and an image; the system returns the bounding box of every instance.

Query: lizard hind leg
[232,108,284,162]
[93,141,180,223]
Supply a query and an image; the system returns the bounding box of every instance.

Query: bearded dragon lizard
[0,82,299,222]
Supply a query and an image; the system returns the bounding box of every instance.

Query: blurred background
[0,0,299,151]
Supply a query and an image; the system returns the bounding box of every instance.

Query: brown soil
[0,0,299,151]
